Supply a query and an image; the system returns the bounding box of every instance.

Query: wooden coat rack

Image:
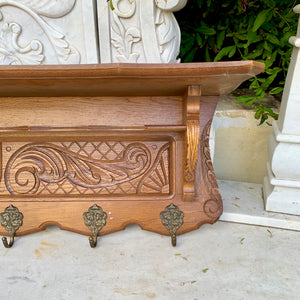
[0,62,264,247]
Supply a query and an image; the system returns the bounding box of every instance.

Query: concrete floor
[219,180,300,231]
[0,181,300,300]
[0,221,299,299]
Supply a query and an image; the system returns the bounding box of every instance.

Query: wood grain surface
[0,61,264,97]
[0,62,264,244]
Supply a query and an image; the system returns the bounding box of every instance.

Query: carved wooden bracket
[184,85,201,201]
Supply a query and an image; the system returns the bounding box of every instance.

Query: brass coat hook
[83,204,107,248]
[0,205,23,248]
[160,204,184,247]
[2,235,15,248]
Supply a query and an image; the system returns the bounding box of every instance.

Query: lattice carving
[3,141,170,196]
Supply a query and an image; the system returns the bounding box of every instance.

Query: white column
[263,5,300,215]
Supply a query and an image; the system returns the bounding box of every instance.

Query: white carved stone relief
[98,0,187,63]
[110,0,141,63]
[155,8,181,63]
[0,0,186,65]
[0,0,99,65]
[0,21,44,64]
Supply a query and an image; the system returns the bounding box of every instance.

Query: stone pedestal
[263,5,300,215]
[0,0,99,64]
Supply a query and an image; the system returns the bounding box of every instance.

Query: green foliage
[109,0,115,10]
[176,0,299,124]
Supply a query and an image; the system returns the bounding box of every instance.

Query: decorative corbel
[183,85,201,201]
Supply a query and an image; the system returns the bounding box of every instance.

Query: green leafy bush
[176,0,299,124]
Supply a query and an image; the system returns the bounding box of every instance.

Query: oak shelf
[0,62,264,247]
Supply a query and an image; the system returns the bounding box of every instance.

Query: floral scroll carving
[16,0,76,18]
[0,21,44,65]
[4,141,170,196]
[0,0,80,64]
[155,1,186,63]
[201,120,223,220]
[107,0,187,63]
[111,0,141,63]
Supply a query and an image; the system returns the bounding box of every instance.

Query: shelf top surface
[0,61,264,97]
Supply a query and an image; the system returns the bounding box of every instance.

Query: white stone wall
[211,94,277,184]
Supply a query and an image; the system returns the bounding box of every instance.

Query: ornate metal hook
[0,205,23,248]
[2,235,15,248]
[160,204,184,247]
[83,204,107,248]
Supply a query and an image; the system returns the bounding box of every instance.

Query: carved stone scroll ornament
[109,0,187,63]
[0,21,44,64]
[155,0,187,63]
[111,0,141,63]
[0,0,80,64]
[16,0,76,18]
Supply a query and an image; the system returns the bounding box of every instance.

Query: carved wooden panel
[1,140,171,197]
